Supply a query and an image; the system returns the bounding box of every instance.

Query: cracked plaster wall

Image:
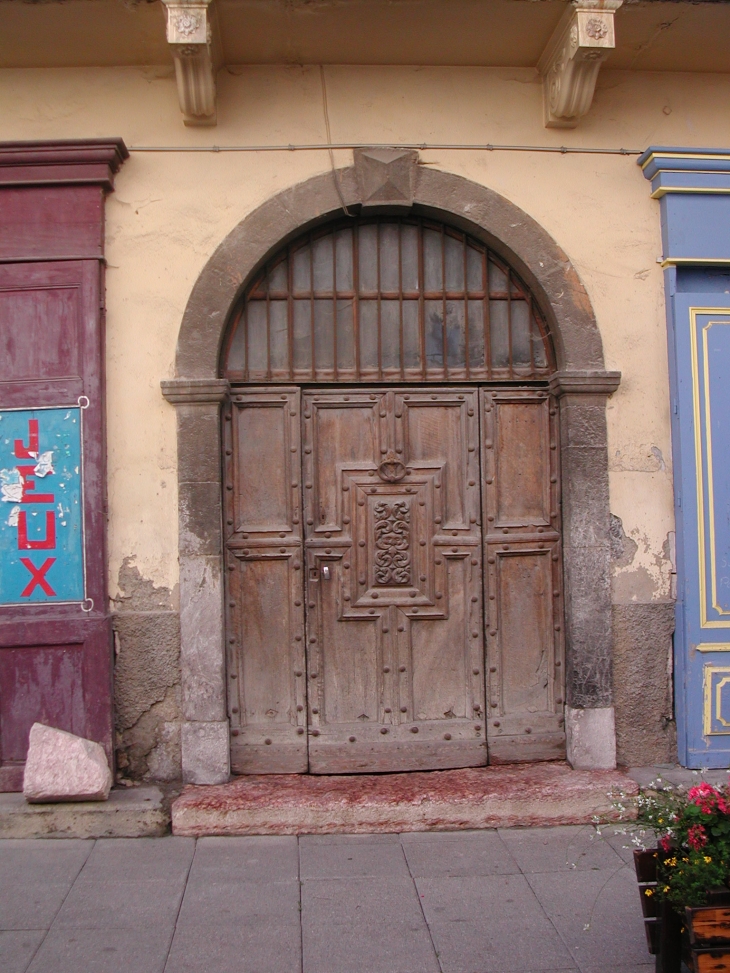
[112,558,181,782]
[0,63,721,769]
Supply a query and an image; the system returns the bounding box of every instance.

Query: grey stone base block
[612,602,677,767]
[0,786,169,839]
[182,720,230,784]
[566,706,617,770]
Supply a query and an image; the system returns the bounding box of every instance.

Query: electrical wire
[128,142,643,156]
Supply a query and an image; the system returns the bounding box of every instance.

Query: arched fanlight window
[222,217,555,383]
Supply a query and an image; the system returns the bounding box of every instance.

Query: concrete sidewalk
[0,825,652,973]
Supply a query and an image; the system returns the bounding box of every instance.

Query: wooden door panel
[493,399,551,526]
[225,388,307,773]
[481,389,565,763]
[304,388,486,774]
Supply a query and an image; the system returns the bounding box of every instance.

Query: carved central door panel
[302,389,486,773]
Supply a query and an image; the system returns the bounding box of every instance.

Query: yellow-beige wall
[4,61,729,770]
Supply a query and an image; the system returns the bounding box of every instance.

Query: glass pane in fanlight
[402,301,420,369]
[291,243,311,296]
[292,299,312,371]
[336,298,355,369]
[226,309,247,373]
[312,233,334,293]
[313,300,334,370]
[466,244,484,293]
[532,321,549,368]
[468,301,485,369]
[444,233,464,292]
[490,300,510,368]
[268,257,288,295]
[247,301,268,374]
[423,228,443,293]
[379,223,400,293]
[401,223,419,292]
[358,224,378,294]
[335,227,354,293]
[511,299,531,367]
[425,300,444,368]
[445,300,466,368]
[488,260,509,296]
[269,301,289,371]
[381,301,400,370]
[359,300,378,369]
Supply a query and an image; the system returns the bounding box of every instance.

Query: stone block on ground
[23,723,112,803]
[0,786,170,838]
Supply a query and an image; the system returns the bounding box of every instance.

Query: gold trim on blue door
[690,309,730,628]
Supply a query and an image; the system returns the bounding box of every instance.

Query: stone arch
[162,160,620,784]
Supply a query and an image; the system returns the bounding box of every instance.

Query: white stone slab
[23,724,112,803]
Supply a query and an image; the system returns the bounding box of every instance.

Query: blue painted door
[671,283,730,766]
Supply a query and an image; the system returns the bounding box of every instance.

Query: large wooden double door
[224,386,565,774]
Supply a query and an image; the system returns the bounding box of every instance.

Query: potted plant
[628,780,730,972]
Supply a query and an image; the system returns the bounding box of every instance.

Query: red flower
[688,824,708,850]
[659,835,673,852]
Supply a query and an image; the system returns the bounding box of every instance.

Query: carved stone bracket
[537,1,623,129]
[161,0,220,126]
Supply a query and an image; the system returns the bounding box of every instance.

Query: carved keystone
[354,148,419,208]
[537,1,623,129]
[162,0,220,126]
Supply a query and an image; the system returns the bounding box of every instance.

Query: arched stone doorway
[162,156,620,784]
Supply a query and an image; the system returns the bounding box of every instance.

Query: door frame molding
[162,160,621,783]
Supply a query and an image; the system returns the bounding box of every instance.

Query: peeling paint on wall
[112,557,181,782]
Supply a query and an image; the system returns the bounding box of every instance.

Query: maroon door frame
[0,140,127,790]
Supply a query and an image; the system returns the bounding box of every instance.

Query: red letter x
[20,558,56,597]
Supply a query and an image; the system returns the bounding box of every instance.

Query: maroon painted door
[0,142,124,791]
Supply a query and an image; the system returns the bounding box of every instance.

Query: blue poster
[0,407,85,605]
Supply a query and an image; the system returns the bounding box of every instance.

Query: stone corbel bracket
[162,0,221,127]
[538,1,623,129]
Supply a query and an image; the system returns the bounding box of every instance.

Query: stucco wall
[4,62,728,775]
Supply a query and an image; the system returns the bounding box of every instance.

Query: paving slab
[0,839,92,930]
[26,926,172,973]
[401,829,520,877]
[173,763,637,836]
[0,930,45,973]
[300,832,410,878]
[498,824,624,874]
[164,921,302,973]
[302,875,439,973]
[190,835,299,883]
[526,865,652,969]
[0,787,168,839]
[417,873,576,972]
[78,836,194,884]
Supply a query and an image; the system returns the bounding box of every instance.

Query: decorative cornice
[549,370,621,396]
[537,1,622,129]
[638,146,730,199]
[0,139,128,189]
[161,378,230,404]
[161,0,220,126]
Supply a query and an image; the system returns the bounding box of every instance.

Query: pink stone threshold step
[171,762,637,836]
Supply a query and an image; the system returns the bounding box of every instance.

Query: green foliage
[635,781,730,909]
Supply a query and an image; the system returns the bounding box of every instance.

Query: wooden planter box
[634,849,730,972]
